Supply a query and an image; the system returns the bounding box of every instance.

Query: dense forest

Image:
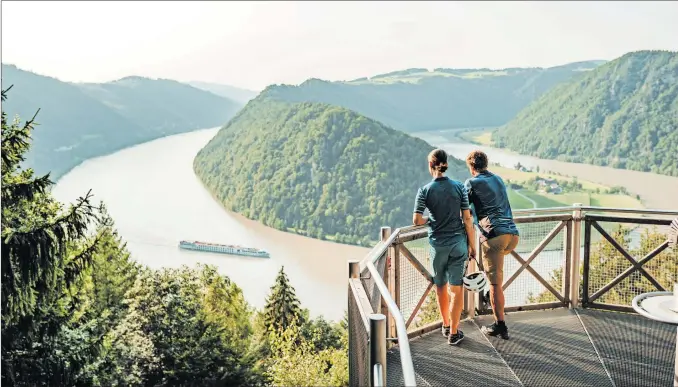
[1,64,242,179]
[493,51,678,177]
[261,61,604,132]
[1,88,347,386]
[193,95,468,246]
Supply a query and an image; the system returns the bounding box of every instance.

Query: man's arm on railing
[463,209,476,258]
[413,212,428,226]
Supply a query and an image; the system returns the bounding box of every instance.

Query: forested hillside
[1,64,242,179]
[193,95,468,246]
[261,61,604,132]
[492,51,678,177]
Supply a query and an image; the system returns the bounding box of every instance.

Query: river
[52,128,368,322]
[415,129,678,210]
[52,126,677,321]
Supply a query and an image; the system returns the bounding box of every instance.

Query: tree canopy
[193,96,468,246]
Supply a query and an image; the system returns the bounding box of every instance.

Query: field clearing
[491,165,608,191]
[507,189,534,209]
[507,188,643,210]
[459,128,495,145]
[345,70,510,85]
[590,194,643,209]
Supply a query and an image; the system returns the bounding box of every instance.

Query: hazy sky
[2,1,677,90]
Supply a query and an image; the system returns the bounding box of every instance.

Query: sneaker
[481,321,509,340]
[448,330,464,345]
[441,325,450,337]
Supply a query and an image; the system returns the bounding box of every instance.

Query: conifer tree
[262,266,305,332]
[1,87,103,384]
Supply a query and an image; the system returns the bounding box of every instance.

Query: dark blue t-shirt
[413,176,469,247]
[464,171,519,243]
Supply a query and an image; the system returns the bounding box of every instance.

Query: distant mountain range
[188,81,259,104]
[259,60,606,132]
[1,64,243,179]
[493,50,678,177]
[5,51,673,182]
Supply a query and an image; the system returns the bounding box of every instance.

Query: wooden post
[349,260,360,279]
[674,284,678,387]
[569,204,583,308]
[465,251,478,318]
[563,220,573,306]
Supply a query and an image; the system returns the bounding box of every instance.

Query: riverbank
[416,129,678,210]
[52,128,368,321]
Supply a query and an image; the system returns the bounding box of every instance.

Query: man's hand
[413,213,428,226]
[468,244,476,259]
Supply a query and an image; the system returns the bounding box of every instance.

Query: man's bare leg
[436,284,450,327]
[489,282,505,322]
[449,285,464,334]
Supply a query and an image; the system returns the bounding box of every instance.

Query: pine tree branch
[2,172,52,205]
[5,189,97,238]
[62,229,107,287]
[1,109,40,171]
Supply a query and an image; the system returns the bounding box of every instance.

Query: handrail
[513,206,575,215]
[364,232,417,386]
[513,205,678,217]
[360,227,402,267]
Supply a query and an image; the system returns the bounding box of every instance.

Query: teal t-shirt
[413,176,469,247]
[464,171,519,243]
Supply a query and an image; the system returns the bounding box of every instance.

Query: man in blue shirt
[413,149,476,346]
[464,150,519,340]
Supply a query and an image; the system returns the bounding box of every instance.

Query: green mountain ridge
[1,64,242,179]
[188,81,259,104]
[492,50,678,177]
[193,94,468,246]
[257,60,605,132]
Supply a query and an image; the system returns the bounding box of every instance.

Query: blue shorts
[430,237,468,286]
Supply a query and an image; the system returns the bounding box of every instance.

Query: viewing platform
[348,205,678,386]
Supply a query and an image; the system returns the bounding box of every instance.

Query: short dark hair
[428,149,448,173]
[466,150,488,172]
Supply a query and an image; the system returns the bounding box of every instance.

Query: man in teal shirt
[464,150,519,340]
[413,149,476,346]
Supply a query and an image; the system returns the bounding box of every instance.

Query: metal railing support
[369,314,387,387]
[388,243,400,340]
[380,227,393,340]
[465,242,479,317]
[569,203,583,308]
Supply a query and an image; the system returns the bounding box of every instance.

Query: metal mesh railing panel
[361,252,387,314]
[504,220,567,307]
[348,285,370,387]
[586,222,677,306]
[399,238,432,327]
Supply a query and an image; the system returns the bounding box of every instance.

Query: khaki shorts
[481,234,519,285]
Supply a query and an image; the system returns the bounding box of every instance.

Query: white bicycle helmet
[463,270,488,292]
